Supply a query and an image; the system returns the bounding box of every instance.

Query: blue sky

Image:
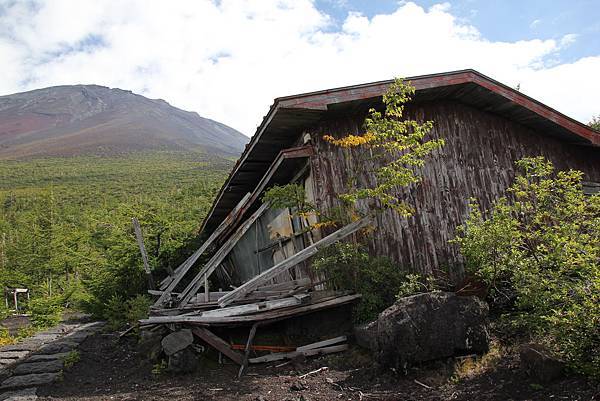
[317,0,600,63]
[0,0,598,135]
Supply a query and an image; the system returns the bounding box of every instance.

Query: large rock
[520,343,564,383]
[137,329,163,361]
[167,347,199,373]
[355,292,489,369]
[161,329,193,356]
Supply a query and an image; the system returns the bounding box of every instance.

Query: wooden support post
[132,217,155,290]
[218,217,371,307]
[177,202,270,307]
[190,327,244,365]
[154,193,252,307]
[204,275,209,302]
[238,323,259,378]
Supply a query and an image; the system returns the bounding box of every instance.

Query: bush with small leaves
[453,157,600,377]
[28,295,64,328]
[313,242,412,323]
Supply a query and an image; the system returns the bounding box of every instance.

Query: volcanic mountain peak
[0,85,248,159]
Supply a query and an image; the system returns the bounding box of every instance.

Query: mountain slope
[0,85,248,159]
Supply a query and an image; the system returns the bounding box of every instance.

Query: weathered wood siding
[308,99,600,279]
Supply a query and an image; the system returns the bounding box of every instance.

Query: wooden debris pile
[138,180,368,374]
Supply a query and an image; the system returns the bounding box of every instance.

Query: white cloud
[0,0,598,135]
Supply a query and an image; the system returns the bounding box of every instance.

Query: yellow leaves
[0,328,16,347]
[321,77,444,218]
[323,132,376,148]
[310,221,337,230]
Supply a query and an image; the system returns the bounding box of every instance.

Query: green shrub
[453,157,600,377]
[103,295,127,330]
[63,350,80,369]
[16,325,36,339]
[396,273,441,298]
[125,294,151,325]
[104,294,151,331]
[312,242,409,323]
[28,295,64,328]
[0,304,10,320]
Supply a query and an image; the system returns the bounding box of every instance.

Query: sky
[0,0,599,136]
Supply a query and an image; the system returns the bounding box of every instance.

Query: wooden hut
[145,70,599,367]
[199,69,599,284]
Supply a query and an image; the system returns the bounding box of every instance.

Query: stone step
[0,354,27,361]
[36,341,77,355]
[12,360,63,375]
[62,331,92,344]
[25,353,70,363]
[0,372,60,390]
[28,334,61,343]
[0,387,38,401]
[0,344,40,353]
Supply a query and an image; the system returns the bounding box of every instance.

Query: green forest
[0,151,231,324]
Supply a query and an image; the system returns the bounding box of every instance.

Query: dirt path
[34,332,599,401]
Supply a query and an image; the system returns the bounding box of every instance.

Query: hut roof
[201,69,599,235]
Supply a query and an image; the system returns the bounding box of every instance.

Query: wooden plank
[255,278,311,292]
[200,297,304,318]
[154,193,252,306]
[244,147,315,218]
[249,344,349,364]
[238,323,259,377]
[217,146,315,241]
[177,202,271,307]
[218,217,371,307]
[190,327,244,365]
[296,336,346,352]
[132,217,155,290]
[190,290,294,304]
[230,344,295,352]
[148,290,167,296]
[139,294,361,326]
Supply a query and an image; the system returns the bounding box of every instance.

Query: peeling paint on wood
[308,99,600,279]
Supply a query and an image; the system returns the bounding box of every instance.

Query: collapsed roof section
[201,69,599,236]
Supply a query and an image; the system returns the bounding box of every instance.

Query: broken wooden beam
[255,278,311,292]
[154,192,252,306]
[177,202,271,307]
[296,336,347,352]
[238,323,259,377]
[139,294,361,326]
[217,217,371,307]
[249,344,349,364]
[200,296,306,318]
[132,217,155,290]
[190,327,244,365]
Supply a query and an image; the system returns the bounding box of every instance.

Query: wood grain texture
[308,99,600,279]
